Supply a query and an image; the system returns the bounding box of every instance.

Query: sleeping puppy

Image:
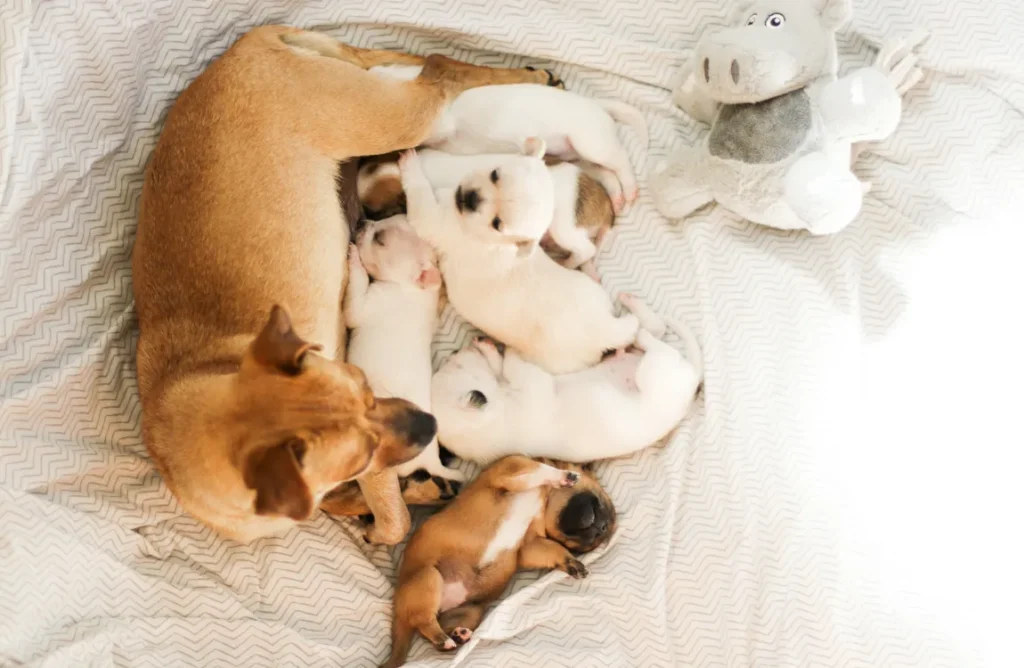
[367,65,647,210]
[398,148,639,375]
[357,150,616,269]
[381,455,616,668]
[431,294,704,465]
[344,214,465,544]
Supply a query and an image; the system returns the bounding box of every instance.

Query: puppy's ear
[523,137,547,159]
[250,305,323,375]
[516,240,537,259]
[243,438,314,521]
[416,266,442,289]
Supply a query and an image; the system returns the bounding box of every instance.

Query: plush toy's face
[693,0,852,105]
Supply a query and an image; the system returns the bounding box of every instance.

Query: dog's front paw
[397,149,421,175]
[563,557,589,579]
[559,470,580,488]
[348,243,363,268]
[449,627,473,645]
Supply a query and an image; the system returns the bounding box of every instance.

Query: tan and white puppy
[358,150,616,269]
[130,26,563,542]
[381,456,616,668]
[345,215,464,544]
[398,149,639,374]
[431,294,704,464]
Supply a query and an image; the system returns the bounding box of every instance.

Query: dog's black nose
[407,410,437,447]
[458,188,480,213]
[559,491,598,533]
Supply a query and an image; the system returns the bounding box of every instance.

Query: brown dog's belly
[436,555,517,609]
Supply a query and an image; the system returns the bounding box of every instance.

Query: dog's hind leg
[248,27,561,160]
[567,134,638,205]
[401,568,458,651]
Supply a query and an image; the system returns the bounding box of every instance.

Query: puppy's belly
[439,581,468,612]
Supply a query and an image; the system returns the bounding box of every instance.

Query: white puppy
[369,65,647,209]
[358,149,616,269]
[398,148,639,375]
[344,214,464,482]
[430,295,704,465]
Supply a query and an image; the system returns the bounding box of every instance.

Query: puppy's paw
[449,627,473,645]
[348,243,363,268]
[397,149,420,173]
[610,193,626,214]
[432,475,463,500]
[564,557,589,579]
[560,471,580,488]
[439,637,457,651]
[580,261,601,283]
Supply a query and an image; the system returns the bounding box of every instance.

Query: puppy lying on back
[398,148,639,374]
[381,455,616,668]
[358,150,616,269]
[344,214,465,544]
[431,294,704,465]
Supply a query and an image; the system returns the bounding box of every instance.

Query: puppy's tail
[597,100,649,149]
[662,314,704,388]
[381,618,414,668]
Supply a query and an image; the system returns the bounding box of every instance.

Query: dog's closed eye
[465,390,488,408]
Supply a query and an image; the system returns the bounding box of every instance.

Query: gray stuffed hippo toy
[652,0,927,235]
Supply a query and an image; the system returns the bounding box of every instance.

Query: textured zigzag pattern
[2,0,1022,666]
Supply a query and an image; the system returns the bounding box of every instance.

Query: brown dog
[131,26,561,542]
[382,456,617,668]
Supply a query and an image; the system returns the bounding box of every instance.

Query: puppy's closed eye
[465,390,488,408]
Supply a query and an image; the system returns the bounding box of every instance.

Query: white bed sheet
[2,0,1023,666]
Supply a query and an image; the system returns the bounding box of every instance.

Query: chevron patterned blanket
[2,1,1022,666]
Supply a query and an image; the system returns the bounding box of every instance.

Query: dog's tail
[380,617,414,668]
[597,100,649,149]
[662,313,704,387]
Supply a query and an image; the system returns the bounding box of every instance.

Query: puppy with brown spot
[356,151,616,269]
[381,456,616,668]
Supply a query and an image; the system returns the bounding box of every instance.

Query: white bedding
[2,0,1023,666]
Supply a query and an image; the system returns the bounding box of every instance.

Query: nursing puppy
[399,149,639,374]
[358,150,616,269]
[368,65,646,210]
[130,26,563,542]
[345,214,465,544]
[382,456,616,668]
[431,294,704,464]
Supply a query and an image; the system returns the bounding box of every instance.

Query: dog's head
[354,214,441,290]
[430,342,504,447]
[450,138,554,257]
[356,156,406,221]
[542,460,617,554]
[235,305,435,521]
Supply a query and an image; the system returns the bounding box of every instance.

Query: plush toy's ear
[727,0,756,25]
[523,137,546,159]
[816,0,853,30]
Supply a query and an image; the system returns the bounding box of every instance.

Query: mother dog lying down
[130,25,562,542]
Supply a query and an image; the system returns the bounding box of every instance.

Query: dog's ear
[242,438,314,521]
[250,305,323,375]
[515,240,537,259]
[523,137,546,159]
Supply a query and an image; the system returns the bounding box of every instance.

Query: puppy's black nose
[462,188,480,213]
[407,410,437,447]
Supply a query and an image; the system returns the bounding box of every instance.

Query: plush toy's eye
[746,13,757,26]
[491,217,501,231]
[765,13,785,27]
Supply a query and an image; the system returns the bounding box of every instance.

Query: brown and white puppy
[131,25,562,542]
[357,153,616,268]
[381,456,616,668]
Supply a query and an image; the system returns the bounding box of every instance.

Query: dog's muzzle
[558,490,614,552]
